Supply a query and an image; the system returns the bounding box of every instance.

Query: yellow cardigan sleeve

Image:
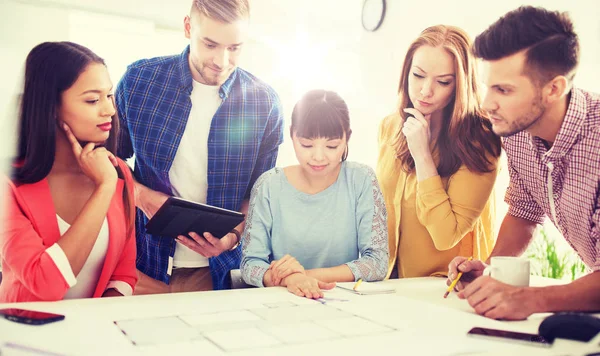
[415,158,499,251]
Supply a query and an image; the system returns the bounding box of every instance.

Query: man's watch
[228,229,241,251]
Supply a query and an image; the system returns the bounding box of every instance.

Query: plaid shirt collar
[176,45,238,99]
[530,88,586,160]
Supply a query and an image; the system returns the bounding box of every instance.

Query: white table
[0,277,596,356]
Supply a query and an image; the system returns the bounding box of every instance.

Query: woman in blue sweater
[241,89,389,299]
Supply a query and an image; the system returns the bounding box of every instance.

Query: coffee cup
[482,256,530,287]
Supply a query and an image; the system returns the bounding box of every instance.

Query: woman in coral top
[376,25,502,279]
[0,42,137,302]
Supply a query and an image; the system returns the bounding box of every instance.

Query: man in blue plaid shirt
[115,0,284,292]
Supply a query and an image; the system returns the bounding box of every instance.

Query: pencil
[353,278,363,291]
[444,256,473,298]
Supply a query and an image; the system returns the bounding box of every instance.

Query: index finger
[272,255,291,270]
[403,108,425,120]
[448,256,468,278]
[201,232,220,247]
[62,123,83,155]
[404,108,429,126]
[458,275,486,299]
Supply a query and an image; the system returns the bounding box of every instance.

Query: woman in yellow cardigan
[377,25,502,278]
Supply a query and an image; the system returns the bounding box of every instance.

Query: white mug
[483,256,530,287]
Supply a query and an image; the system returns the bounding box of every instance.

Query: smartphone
[467,327,553,348]
[0,308,65,325]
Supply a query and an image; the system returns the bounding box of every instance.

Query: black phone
[467,327,553,348]
[0,308,65,325]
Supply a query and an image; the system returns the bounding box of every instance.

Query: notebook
[336,282,396,295]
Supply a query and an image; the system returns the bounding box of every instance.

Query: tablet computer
[145,197,245,239]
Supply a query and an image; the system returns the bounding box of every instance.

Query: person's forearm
[222,199,250,250]
[133,179,149,209]
[306,265,354,283]
[57,183,115,275]
[531,271,600,313]
[488,214,538,263]
[414,154,438,182]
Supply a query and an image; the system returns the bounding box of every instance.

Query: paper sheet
[260,321,339,343]
[115,316,199,346]
[136,339,224,356]
[315,316,394,336]
[336,281,396,295]
[204,328,281,351]
[250,304,351,323]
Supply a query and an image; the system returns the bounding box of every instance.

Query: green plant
[570,258,587,281]
[526,226,586,281]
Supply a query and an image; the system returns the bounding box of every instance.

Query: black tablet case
[145,197,245,239]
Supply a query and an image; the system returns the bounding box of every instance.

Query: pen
[353,278,363,291]
[444,256,473,298]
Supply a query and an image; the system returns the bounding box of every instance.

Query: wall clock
[362,0,386,32]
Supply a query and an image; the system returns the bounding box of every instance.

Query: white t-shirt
[59,215,108,299]
[45,215,133,298]
[169,80,222,268]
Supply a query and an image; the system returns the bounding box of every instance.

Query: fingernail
[450,273,455,279]
[459,265,466,271]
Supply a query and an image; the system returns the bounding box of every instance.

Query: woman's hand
[62,123,118,188]
[282,274,335,299]
[269,254,305,286]
[401,108,432,159]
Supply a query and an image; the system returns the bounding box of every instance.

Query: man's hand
[135,182,169,220]
[176,231,238,258]
[282,273,335,299]
[447,256,488,291]
[458,276,539,320]
[269,255,305,286]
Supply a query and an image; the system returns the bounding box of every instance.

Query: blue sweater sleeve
[345,167,389,281]
[240,170,275,287]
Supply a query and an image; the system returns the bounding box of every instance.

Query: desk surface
[0,277,596,356]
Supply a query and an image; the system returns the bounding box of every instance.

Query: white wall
[245,0,600,167]
[0,1,71,169]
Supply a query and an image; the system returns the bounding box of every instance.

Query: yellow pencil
[444,256,473,298]
[353,278,363,291]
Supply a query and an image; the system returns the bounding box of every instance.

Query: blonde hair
[191,0,249,23]
[392,25,500,176]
